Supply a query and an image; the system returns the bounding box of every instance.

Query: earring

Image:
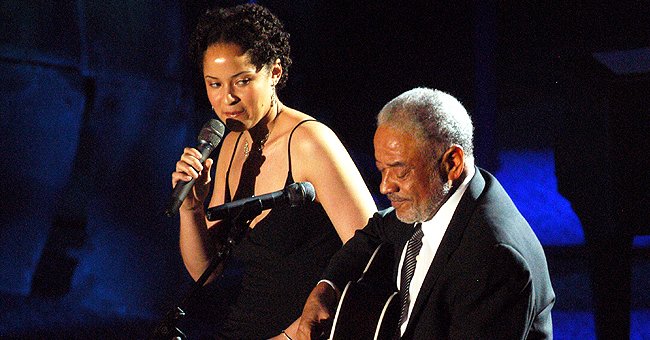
[443,180,453,194]
[211,106,214,112]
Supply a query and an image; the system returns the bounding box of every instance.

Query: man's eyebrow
[375,160,405,168]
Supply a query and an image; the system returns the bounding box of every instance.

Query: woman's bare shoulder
[280,108,334,140]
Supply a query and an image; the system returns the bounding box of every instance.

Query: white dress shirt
[397,168,475,336]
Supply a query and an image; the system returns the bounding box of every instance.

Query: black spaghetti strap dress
[214,120,342,339]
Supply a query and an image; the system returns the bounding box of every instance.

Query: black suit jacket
[324,168,555,339]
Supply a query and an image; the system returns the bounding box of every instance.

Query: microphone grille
[286,182,316,207]
[198,119,226,146]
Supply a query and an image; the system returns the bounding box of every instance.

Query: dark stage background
[1,1,648,338]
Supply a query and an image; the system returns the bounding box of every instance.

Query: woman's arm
[289,121,377,242]
[175,134,233,282]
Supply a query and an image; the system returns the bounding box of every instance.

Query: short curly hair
[189,3,292,89]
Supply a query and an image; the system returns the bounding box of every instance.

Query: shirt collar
[420,166,475,234]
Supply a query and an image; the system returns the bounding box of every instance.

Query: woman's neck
[249,99,283,142]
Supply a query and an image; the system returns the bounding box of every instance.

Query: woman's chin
[225,118,247,132]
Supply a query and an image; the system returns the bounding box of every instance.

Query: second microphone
[206,182,316,221]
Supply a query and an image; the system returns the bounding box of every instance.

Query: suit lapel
[404,168,486,335]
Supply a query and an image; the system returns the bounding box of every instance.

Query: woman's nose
[223,91,238,105]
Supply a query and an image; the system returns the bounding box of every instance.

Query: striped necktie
[398,223,424,331]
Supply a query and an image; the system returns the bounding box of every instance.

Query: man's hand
[296,281,339,340]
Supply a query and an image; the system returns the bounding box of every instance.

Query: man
[296,88,555,339]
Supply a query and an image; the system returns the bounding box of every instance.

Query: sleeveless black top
[216,120,341,339]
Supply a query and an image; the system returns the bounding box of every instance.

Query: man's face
[374,124,449,223]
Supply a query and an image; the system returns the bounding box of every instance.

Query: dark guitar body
[329,243,400,340]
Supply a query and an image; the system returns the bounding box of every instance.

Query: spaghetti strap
[224,132,245,203]
[287,119,317,182]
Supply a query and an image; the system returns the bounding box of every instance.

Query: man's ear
[442,145,465,182]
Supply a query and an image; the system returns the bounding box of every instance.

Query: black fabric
[213,120,341,339]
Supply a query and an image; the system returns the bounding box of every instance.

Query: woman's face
[202,43,279,132]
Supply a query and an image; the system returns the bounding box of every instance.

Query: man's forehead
[374,125,420,164]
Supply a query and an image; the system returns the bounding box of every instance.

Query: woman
[171,4,376,339]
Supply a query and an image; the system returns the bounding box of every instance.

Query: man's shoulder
[463,170,548,266]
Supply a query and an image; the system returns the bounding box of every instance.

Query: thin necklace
[243,132,269,158]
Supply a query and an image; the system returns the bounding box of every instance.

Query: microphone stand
[151,200,264,340]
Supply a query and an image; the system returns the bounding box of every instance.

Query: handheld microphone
[206,182,316,221]
[165,119,226,217]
